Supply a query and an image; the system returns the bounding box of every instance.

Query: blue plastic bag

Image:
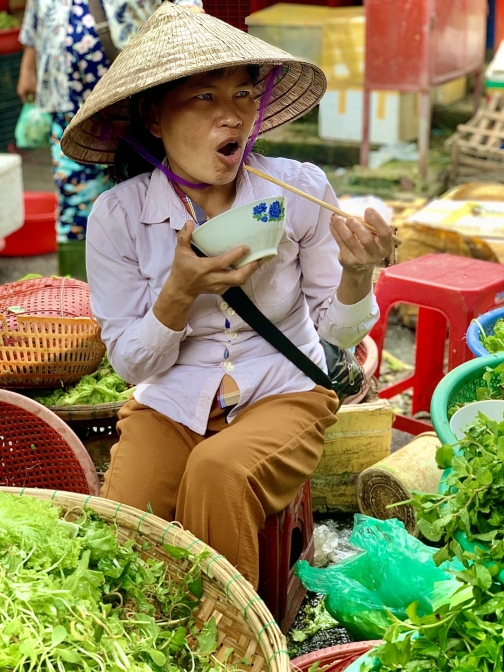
[14,103,52,149]
[295,515,462,640]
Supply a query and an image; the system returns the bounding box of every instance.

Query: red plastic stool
[370,254,504,435]
[258,479,314,633]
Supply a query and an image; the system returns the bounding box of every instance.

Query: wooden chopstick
[244,164,402,247]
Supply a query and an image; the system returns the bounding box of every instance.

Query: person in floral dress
[16,0,164,248]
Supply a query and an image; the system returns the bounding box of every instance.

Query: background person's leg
[175,386,338,588]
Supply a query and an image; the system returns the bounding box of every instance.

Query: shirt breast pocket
[251,238,300,308]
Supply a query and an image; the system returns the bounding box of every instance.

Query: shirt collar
[140,155,280,229]
[140,166,188,230]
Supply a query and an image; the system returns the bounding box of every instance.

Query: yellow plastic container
[246,3,363,74]
[311,399,393,513]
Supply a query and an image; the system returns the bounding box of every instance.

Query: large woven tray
[48,399,126,422]
[0,487,290,672]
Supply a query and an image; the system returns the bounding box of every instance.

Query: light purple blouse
[86,154,379,434]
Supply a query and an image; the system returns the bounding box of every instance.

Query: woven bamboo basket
[0,487,290,672]
[0,277,105,388]
[48,400,126,422]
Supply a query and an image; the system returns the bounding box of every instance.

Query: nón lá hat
[61,1,326,165]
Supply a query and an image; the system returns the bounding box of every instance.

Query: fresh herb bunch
[359,412,504,672]
[28,354,135,406]
[477,317,504,354]
[364,575,504,672]
[410,412,504,568]
[0,492,229,672]
[448,365,504,418]
[0,11,19,28]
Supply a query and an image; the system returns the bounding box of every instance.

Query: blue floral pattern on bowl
[252,200,285,223]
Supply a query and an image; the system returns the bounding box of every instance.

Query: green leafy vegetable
[361,412,504,671]
[0,491,239,672]
[447,365,504,418]
[290,600,339,643]
[27,354,136,406]
[478,317,504,354]
[0,11,20,28]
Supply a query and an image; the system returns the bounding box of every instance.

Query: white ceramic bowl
[191,196,287,268]
[449,399,504,439]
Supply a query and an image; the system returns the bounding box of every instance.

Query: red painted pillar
[496,0,504,49]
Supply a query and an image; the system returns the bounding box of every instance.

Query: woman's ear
[139,97,162,138]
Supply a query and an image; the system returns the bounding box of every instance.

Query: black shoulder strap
[222,285,332,390]
[190,245,332,389]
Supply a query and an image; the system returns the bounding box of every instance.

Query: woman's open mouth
[216,139,242,166]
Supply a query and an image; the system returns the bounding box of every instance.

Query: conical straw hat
[61,1,326,165]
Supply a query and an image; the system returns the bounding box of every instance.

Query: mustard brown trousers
[101,385,338,588]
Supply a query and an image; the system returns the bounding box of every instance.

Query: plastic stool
[258,480,314,633]
[370,254,504,435]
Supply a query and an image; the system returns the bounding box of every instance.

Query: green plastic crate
[0,52,23,150]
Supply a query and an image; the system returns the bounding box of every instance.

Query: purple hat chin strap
[242,65,283,164]
[119,64,284,190]
[121,131,209,189]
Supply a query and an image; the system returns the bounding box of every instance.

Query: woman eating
[61,1,393,589]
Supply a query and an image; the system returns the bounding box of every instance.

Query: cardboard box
[246,3,364,71]
[319,87,419,144]
[433,77,467,106]
[311,399,394,513]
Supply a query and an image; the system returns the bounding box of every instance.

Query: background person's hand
[153,220,263,330]
[329,207,393,272]
[17,47,37,103]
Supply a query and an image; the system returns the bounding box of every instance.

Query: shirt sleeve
[295,163,379,349]
[86,190,190,384]
[19,0,37,47]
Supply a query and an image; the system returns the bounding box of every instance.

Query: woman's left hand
[329,207,393,272]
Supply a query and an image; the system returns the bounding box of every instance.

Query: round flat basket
[291,642,382,672]
[0,276,105,388]
[0,487,290,672]
[48,399,126,429]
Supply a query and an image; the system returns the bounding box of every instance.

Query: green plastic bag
[295,515,462,641]
[14,103,52,149]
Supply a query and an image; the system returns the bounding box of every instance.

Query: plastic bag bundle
[14,103,52,149]
[295,515,461,640]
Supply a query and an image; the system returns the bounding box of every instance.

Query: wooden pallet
[446,95,504,183]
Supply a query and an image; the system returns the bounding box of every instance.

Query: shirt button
[220,301,229,311]
[227,307,236,316]
[229,332,237,339]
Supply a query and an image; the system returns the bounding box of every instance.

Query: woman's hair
[113,65,260,183]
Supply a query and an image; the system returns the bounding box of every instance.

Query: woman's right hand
[17,47,37,103]
[153,220,262,331]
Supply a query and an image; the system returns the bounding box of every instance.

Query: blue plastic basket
[466,306,504,357]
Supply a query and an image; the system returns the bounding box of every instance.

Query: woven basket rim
[290,642,383,670]
[48,400,127,419]
[0,487,289,672]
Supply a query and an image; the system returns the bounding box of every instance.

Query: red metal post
[496,0,504,48]
[360,88,371,168]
